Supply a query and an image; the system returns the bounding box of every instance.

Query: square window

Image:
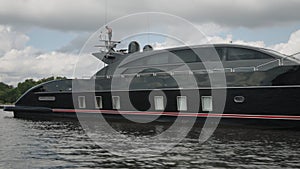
[95,96,103,109]
[78,96,86,108]
[177,96,187,111]
[201,96,213,112]
[154,96,164,110]
[112,96,120,109]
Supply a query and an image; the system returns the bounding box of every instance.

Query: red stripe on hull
[52,109,300,120]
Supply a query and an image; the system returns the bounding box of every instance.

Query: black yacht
[4,41,300,128]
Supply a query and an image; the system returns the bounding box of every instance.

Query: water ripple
[0,110,299,168]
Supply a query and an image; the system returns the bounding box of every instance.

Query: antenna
[105,0,108,25]
[147,14,150,44]
[103,0,108,68]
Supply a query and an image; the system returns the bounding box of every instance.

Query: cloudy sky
[0,0,300,85]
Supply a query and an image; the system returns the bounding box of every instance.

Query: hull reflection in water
[0,111,299,168]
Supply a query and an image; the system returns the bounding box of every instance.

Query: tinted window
[38,80,72,92]
[216,48,225,60]
[194,48,224,61]
[171,49,200,63]
[227,48,272,61]
[123,58,146,67]
[123,47,225,67]
[122,52,171,67]
[171,48,224,63]
[146,53,169,65]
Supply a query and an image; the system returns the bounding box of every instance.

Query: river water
[0,110,299,169]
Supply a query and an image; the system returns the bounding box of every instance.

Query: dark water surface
[0,110,299,169]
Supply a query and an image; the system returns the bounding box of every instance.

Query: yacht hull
[5,86,300,129]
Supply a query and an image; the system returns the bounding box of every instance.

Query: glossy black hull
[10,109,300,129]
[12,87,300,114]
[4,86,300,129]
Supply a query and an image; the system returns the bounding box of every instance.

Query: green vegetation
[0,76,66,104]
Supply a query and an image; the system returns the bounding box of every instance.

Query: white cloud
[57,32,91,53]
[0,46,79,85]
[151,33,266,50]
[148,28,300,57]
[207,34,266,48]
[196,23,229,36]
[1,22,300,86]
[0,0,300,31]
[1,0,300,87]
[271,30,300,55]
[0,25,83,85]
[150,42,182,50]
[0,25,29,55]
[206,30,300,56]
[207,34,233,44]
[210,29,300,56]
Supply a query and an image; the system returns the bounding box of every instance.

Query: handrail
[256,59,280,71]
[94,67,249,79]
[212,68,233,72]
[233,67,256,72]
[92,59,288,79]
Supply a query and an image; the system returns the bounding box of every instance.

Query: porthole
[234,96,245,103]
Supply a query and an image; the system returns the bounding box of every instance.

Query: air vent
[38,96,55,101]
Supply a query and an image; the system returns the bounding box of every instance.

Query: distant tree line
[0,76,66,104]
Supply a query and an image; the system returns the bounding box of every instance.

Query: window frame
[154,96,164,111]
[177,96,187,111]
[201,96,213,112]
[112,96,120,109]
[78,96,86,109]
[95,96,103,109]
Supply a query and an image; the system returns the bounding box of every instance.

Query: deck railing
[88,58,298,79]
[255,59,281,71]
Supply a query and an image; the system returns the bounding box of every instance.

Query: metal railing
[233,67,256,72]
[255,59,281,71]
[89,59,294,79]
